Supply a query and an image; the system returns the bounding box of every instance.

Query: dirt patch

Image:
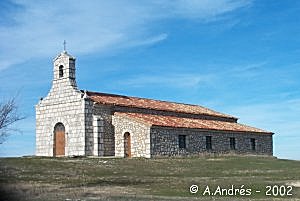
[287,181,300,187]
[206,158,227,161]
[234,169,284,174]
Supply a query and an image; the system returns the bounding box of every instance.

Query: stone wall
[92,115,105,156]
[112,115,151,158]
[150,126,273,157]
[92,104,115,156]
[84,99,94,156]
[99,104,272,158]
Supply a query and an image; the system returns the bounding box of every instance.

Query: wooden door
[55,131,65,156]
[54,123,65,157]
[124,132,131,158]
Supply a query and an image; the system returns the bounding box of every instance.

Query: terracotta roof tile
[86,91,236,120]
[115,112,273,134]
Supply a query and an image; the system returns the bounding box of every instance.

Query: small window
[250,138,256,151]
[59,65,64,78]
[230,137,236,150]
[206,136,212,150]
[178,135,186,149]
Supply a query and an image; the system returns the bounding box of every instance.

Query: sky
[0,0,299,160]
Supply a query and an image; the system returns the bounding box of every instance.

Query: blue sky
[0,0,299,160]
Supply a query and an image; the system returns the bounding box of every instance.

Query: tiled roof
[115,112,273,134]
[86,91,236,120]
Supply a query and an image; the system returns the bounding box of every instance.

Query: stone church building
[36,51,273,158]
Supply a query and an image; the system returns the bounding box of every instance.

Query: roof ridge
[87,90,202,106]
[85,90,237,119]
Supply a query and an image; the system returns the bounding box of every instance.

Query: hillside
[0,156,299,200]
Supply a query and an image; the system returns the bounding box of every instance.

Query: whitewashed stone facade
[36,51,89,156]
[36,51,273,158]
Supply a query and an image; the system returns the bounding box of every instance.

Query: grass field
[0,156,299,201]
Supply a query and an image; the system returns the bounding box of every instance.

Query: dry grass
[0,156,300,200]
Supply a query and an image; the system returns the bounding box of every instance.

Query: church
[35,50,274,158]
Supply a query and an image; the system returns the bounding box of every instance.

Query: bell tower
[52,48,77,89]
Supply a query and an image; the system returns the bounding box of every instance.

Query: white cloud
[116,73,215,88]
[170,0,251,20]
[228,99,300,132]
[0,0,251,70]
[231,61,268,73]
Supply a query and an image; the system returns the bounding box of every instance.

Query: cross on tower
[63,40,66,52]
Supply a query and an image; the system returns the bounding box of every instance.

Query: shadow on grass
[0,184,30,201]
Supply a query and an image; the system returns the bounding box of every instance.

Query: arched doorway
[53,123,65,156]
[124,132,131,158]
